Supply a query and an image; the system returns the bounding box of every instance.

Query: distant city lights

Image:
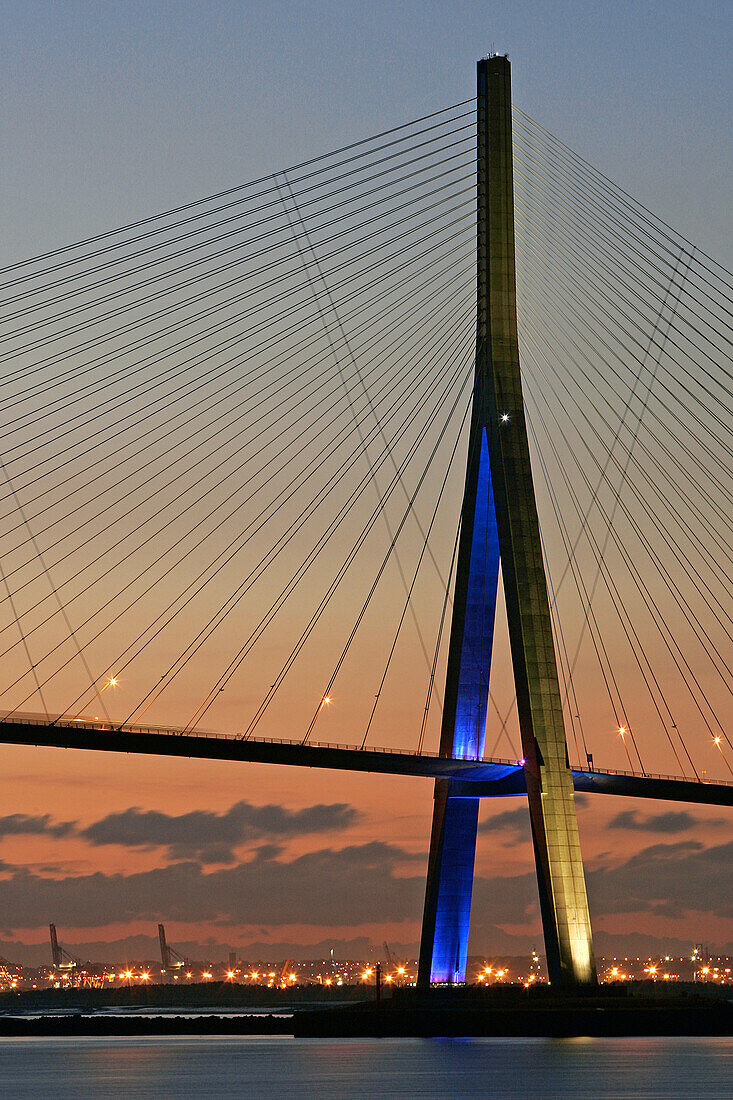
[2,946,731,996]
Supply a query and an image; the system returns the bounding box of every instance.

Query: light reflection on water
[0,1035,730,1098]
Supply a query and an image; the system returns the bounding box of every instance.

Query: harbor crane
[49,924,81,971]
[158,924,188,971]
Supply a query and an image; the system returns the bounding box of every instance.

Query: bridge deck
[0,715,731,806]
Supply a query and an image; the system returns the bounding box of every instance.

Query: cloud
[0,836,729,935]
[0,801,360,865]
[79,801,359,863]
[586,839,733,918]
[0,841,423,928]
[479,795,588,842]
[607,809,708,833]
[0,803,729,938]
[478,806,530,844]
[8,833,724,936]
[0,814,76,841]
[470,837,733,927]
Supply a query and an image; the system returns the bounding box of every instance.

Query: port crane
[49,923,82,971]
[158,923,188,971]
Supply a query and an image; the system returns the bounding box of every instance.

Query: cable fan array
[0,102,477,753]
[0,98,730,782]
[513,108,732,780]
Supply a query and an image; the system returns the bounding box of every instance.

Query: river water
[0,1035,730,1097]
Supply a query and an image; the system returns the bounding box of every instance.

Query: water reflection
[0,1036,730,1098]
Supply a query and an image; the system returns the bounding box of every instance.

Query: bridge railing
[2,712,524,767]
[3,712,730,785]
[578,763,732,787]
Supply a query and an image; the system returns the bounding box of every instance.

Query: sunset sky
[0,0,730,965]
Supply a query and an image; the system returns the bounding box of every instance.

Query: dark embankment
[2,983,730,1037]
[0,982,367,1036]
[0,981,369,1014]
[294,985,733,1038]
[0,1014,292,1037]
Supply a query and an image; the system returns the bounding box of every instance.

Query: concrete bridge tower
[417,55,597,988]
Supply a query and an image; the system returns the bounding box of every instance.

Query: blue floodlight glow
[430,430,500,984]
[452,430,500,762]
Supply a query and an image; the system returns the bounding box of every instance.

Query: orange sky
[1,738,730,962]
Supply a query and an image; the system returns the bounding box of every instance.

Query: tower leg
[417,430,499,986]
[477,54,596,985]
[418,783,480,984]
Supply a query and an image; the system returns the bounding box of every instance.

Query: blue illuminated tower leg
[418,431,499,984]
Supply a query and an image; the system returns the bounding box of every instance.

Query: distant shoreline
[1,986,731,1039]
[0,1014,292,1038]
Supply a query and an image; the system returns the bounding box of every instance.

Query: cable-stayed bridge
[0,57,730,986]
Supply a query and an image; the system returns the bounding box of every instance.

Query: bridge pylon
[417,55,597,988]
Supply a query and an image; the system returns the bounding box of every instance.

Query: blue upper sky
[1,0,729,265]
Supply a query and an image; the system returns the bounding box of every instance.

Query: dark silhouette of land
[1,982,731,1037]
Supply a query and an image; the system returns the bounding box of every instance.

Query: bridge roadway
[1,713,731,806]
